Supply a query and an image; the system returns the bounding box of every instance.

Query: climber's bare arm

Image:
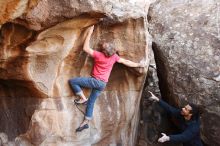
[83,25,94,56]
[117,58,144,67]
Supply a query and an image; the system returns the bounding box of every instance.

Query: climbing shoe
[75,124,89,132]
[74,98,88,105]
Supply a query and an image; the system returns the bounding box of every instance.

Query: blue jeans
[69,77,106,120]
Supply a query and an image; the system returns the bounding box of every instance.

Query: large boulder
[148,0,220,145]
[0,0,150,30]
[0,0,150,145]
[0,0,28,26]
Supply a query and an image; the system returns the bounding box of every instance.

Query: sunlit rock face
[18,0,150,30]
[1,17,148,98]
[0,0,28,25]
[148,0,220,145]
[20,17,147,146]
[0,0,150,30]
[0,0,150,145]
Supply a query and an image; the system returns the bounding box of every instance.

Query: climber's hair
[99,41,116,57]
[188,103,204,120]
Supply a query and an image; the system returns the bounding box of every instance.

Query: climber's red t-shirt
[91,50,120,82]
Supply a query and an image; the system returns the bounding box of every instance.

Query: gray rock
[148,0,220,145]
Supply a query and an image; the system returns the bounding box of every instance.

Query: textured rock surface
[0,0,150,145]
[0,0,28,26]
[18,0,149,30]
[136,47,181,146]
[148,0,220,145]
[0,0,150,30]
[3,0,220,145]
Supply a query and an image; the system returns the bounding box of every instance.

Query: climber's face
[181,104,192,116]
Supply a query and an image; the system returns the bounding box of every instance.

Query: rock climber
[148,91,203,146]
[69,25,146,132]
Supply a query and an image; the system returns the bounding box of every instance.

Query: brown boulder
[0,16,148,146]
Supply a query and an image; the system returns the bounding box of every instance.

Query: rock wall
[2,0,219,145]
[136,41,180,146]
[148,0,220,145]
[137,65,174,146]
[0,0,150,145]
[0,0,150,30]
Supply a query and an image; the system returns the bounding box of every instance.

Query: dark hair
[99,42,116,57]
[189,103,203,120]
